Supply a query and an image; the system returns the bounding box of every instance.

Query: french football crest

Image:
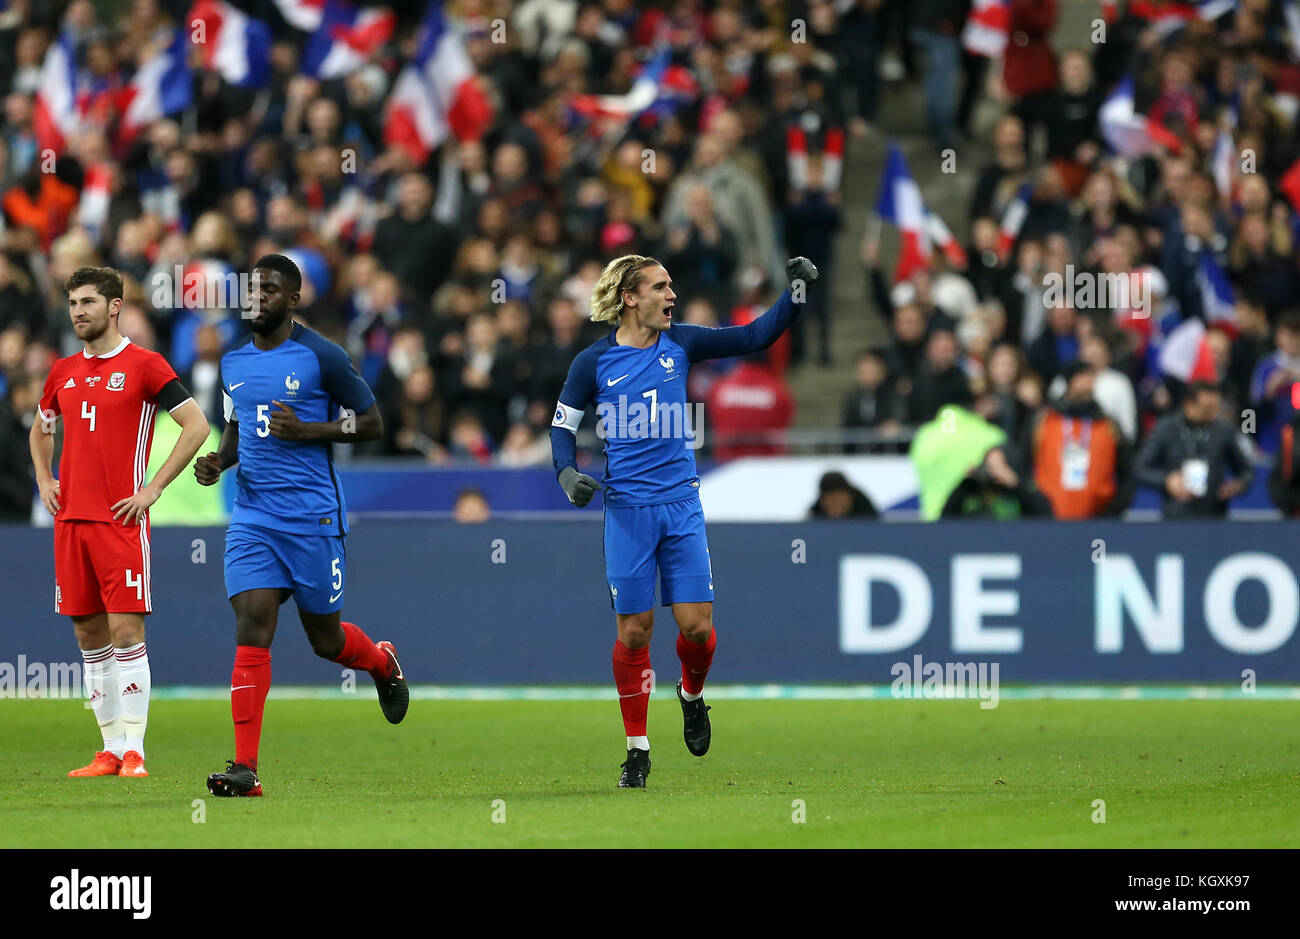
[659,355,675,372]
[285,373,300,393]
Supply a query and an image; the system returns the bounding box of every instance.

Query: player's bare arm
[28,407,60,516]
[112,399,210,524]
[267,400,383,443]
[194,418,240,485]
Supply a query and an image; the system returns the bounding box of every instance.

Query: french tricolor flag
[187,0,272,88]
[995,182,1033,262]
[926,211,969,269]
[76,163,113,238]
[120,30,192,143]
[273,0,326,31]
[1158,316,1217,383]
[1129,0,1236,36]
[569,48,695,126]
[1099,75,1183,158]
[383,2,493,164]
[963,0,1010,58]
[1197,251,1237,334]
[1211,129,1235,199]
[303,2,395,79]
[875,144,966,281]
[33,30,80,153]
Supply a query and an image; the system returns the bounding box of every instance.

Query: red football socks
[333,621,392,677]
[231,645,271,770]
[677,628,716,696]
[612,640,651,736]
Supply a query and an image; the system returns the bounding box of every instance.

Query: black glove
[786,256,819,287]
[559,466,603,507]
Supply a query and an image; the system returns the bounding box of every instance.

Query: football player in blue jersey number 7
[193,255,408,798]
[551,254,818,788]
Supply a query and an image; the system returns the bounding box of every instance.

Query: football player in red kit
[29,267,210,778]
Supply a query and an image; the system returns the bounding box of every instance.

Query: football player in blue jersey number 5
[551,253,818,788]
[192,255,408,798]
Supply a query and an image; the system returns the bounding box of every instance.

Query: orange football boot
[119,751,149,777]
[68,751,122,777]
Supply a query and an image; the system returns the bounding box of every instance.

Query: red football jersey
[38,337,185,523]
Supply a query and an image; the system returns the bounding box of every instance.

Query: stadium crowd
[843,0,1300,519]
[0,0,861,519]
[1,0,1300,522]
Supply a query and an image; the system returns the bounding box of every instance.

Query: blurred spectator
[842,347,906,452]
[4,165,78,252]
[1248,313,1300,454]
[909,0,965,153]
[180,323,225,431]
[784,154,841,366]
[883,301,929,386]
[662,131,780,288]
[1268,410,1300,517]
[444,311,514,444]
[1030,361,1133,519]
[809,471,878,519]
[448,410,494,463]
[903,327,973,423]
[496,422,551,467]
[346,270,405,388]
[971,115,1028,223]
[1046,332,1136,442]
[0,369,39,520]
[1045,48,1100,194]
[941,445,1053,518]
[706,351,795,459]
[661,183,738,312]
[1135,382,1256,518]
[1004,0,1059,151]
[453,487,491,523]
[1227,212,1297,322]
[910,405,1010,520]
[386,363,447,463]
[0,251,39,336]
[1027,302,1078,386]
[372,172,459,306]
[973,342,1039,450]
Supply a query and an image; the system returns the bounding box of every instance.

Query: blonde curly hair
[589,254,663,325]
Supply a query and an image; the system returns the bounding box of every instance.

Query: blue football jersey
[220,323,376,535]
[551,289,798,505]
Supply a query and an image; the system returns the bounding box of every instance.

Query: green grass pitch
[1,696,1296,848]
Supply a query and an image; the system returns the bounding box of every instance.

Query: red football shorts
[54,518,152,616]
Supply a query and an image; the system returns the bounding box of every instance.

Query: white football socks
[81,644,126,758]
[114,642,151,759]
[627,736,650,751]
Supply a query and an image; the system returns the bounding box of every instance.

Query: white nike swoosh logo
[329,592,343,603]
[229,382,246,390]
[618,692,645,698]
[607,375,630,386]
[230,684,256,692]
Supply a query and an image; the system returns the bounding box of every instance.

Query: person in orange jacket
[1031,359,1134,518]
